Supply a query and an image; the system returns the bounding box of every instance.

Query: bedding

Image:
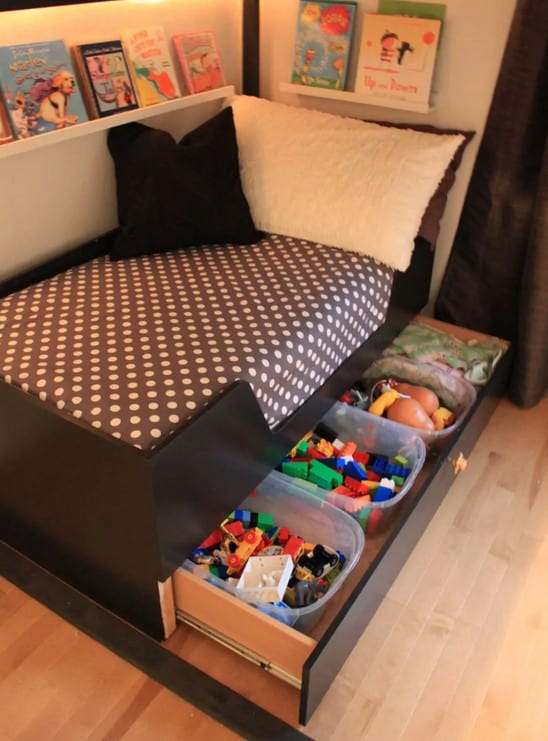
[369,121,475,247]
[107,107,262,260]
[231,95,466,271]
[0,234,392,452]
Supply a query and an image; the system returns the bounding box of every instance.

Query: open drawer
[0,315,511,732]
[159,316,512,726]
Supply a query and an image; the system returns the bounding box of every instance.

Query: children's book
[378,0,446,22]
[290,1,357,90]
[71,40,139,118]
[120,26,181,107]
[0,95,13,145]
[172,30,225,95]
[354,13,441,107]
[0,39,89,139]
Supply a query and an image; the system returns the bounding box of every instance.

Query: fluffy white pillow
[231,95,464,271]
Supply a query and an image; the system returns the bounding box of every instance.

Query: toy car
[226,527,263,574]
[296,543,340,580]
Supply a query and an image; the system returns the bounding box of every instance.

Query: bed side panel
[0,382,165,638]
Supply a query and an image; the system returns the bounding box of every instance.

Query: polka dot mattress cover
[0,234,393,452]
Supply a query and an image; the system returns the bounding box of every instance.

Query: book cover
[354,13,441,106]
[120,26,181,107]
[0,39,89,139]
[290,1,357,90]
[172,30,225,95]
[378,0,447,22]
[71,40,139,119]
[0,95,13,145]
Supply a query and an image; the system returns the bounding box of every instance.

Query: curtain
[435,0,548,408]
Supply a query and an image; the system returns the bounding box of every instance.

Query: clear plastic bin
[280,402,426,533]
[359,355,477,447]
[183,470,365,631]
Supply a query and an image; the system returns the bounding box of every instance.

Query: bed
[0,93,470,632]
[0,89,484,730]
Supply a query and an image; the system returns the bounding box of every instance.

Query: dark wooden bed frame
[4,3,506,736]
[0,223,433,640]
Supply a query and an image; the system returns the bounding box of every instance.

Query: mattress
[0,234,393,451]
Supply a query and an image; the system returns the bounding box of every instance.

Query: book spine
[120,38,144,107]
[0,94,14,145]
[173,36,195,95]
[71,47,99,119]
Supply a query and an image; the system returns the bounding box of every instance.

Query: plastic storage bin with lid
[278,402,426,535]
[358,355,477,447]
[183,470,365,632]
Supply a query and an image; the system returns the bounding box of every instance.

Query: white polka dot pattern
[0,235,393,451]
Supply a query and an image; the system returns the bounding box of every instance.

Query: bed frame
[0,225,511,736]
[3,3,508,735]
[0,225,433,639]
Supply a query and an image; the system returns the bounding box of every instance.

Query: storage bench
[150,316,510,725]
[0,312,511,733]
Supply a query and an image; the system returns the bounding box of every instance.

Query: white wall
[0,0,242,280]
[260,0,518,305]
[0,0,518,303]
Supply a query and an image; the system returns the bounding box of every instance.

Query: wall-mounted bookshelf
[0,85,234,160]
[279,82,433,114]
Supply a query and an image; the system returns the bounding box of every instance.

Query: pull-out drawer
[161,317,511,726]
[172,568,316,688]
[0,316,511,733]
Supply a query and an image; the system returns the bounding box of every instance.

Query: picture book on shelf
[378,0,447,22]
[0,96,13,145]
[121,26,181,107]
[354,13,442,107]
[71,40,139,118]
[0,39,89,139]
[172,30,225,95]
[290,1,357,90]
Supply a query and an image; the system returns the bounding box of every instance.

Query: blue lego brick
[344,460,366,480]
[229,509,276,528]
[373,485,394,502]
[318,457,341,470]
[372,456,388,475]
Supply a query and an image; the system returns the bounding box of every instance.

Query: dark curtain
[435,0,548,407]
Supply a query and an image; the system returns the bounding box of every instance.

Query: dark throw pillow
[372,121,475,247]
[107,106,262,260]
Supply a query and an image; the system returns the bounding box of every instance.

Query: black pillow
[107,106,262,260]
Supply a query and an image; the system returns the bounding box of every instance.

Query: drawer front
[300,343,512,723]
[171,567,315,686]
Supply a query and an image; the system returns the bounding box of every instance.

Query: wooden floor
[1,396,547,741]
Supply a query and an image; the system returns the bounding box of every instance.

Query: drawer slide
[171,567,315,684]
[177,609,302,688]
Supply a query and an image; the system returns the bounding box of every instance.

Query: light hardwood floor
[1,396,547,741]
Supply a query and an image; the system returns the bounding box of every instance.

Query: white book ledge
[279,82,433,114]
[0,86,235,161]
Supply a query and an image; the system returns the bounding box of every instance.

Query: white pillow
[231,95,464,271]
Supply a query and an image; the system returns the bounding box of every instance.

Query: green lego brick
[309,459,343,489]
[356,506,371,528]
[308,472,335,490]
[282,460,309,479]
